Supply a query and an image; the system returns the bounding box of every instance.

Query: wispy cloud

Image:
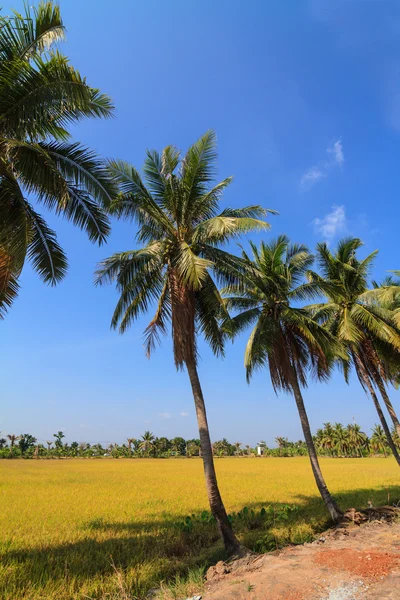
[313,205,347,241]
[180,411,189,417]
[158,412,172,420]
[301,139,344,190]
[300,166,325,188]
[328,140,344,166]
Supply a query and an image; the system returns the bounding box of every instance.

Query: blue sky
[1,0,400,447]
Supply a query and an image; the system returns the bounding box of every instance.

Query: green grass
[0,457,399,599]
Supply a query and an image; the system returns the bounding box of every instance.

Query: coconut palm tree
[127,437,136,456]
[364,275,400,430]
[0,2,116,316]
[234,441,242,456]
[370,425,389,457]
[332,423,350,458]
[275,436,287,457]
[314,428,325,455]
[321,422,335,456]
[308,239,400,464]
[347,423,368,457]
[7,433,20,457]
[223,236,343,522]
[139,431,155,455]
[7,434,19,447]
[95,130,274,552]
[391,427,400,450]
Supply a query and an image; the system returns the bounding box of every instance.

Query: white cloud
[158,412,172,419]
[313,205,347,240]
[180,411,189,417]
[300,166,325,189]
[328,140,344,166]
[300,139,344,190]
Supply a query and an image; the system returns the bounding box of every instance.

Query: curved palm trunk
[376,381,400,437]
[186,358,241,554]
[289,371,343,522]
[355,358,400,466]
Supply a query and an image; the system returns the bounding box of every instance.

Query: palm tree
[365,275,400,433]
[314,428,325,455]
[7,433,20,457]
[347,423,368,457]
[139,431,155,455]
[234,441,242,456]
[332,423,350,458]
[321,422,335,457]
[308,239,400,464]
[391,427,400,450]
[224,236,343,522]
[0,2,116,316]
[46,441,53,452]
[95,130,274,552]
[275,436,286,457]
[127,437,136,456]
[370,425,388,457]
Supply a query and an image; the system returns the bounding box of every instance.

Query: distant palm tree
[234,442,242,456]
[275,437,287,457]
[7,434,19,447]
[321,422,335,456]
[347,423,368,457]
[96,131,274,552]
[308,239,400,464]
[127,438,136,456]
[332,423,350,458]
[0,2,116,315]
[139,431,155,454]
[224,236,343,522]
[46,441,53,452]
[370,425,388,457]
[7,434,20,457]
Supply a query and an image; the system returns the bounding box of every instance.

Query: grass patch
[0,457,399,599]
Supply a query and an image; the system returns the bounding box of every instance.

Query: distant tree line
[1,423,398,459]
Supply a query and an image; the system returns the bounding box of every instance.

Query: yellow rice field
[0,457,399,599]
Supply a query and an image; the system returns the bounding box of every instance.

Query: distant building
[257,441,266,456]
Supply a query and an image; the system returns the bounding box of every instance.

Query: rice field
[0,457,399,600]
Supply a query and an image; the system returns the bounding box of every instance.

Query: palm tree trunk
[354,357,400,466]
[376,381,400,437]
[365,381,400,464]
[186,358,241,554]
[289,370,343,522]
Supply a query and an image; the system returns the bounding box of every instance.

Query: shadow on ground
[1,485,400,599]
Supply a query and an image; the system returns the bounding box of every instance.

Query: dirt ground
[203,519,400,600]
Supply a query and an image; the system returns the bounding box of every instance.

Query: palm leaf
[24,202,67,283]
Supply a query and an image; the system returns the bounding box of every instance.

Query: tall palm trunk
[354,356,400,466]
[376,381,400,437]
[289,370,343,522]
[186,358,241,554]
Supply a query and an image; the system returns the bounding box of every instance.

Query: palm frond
[143,280,170,357]
[193,212,269,245]
[0,2,65,60]
[24,202,67,283]
[174,242,213,290]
